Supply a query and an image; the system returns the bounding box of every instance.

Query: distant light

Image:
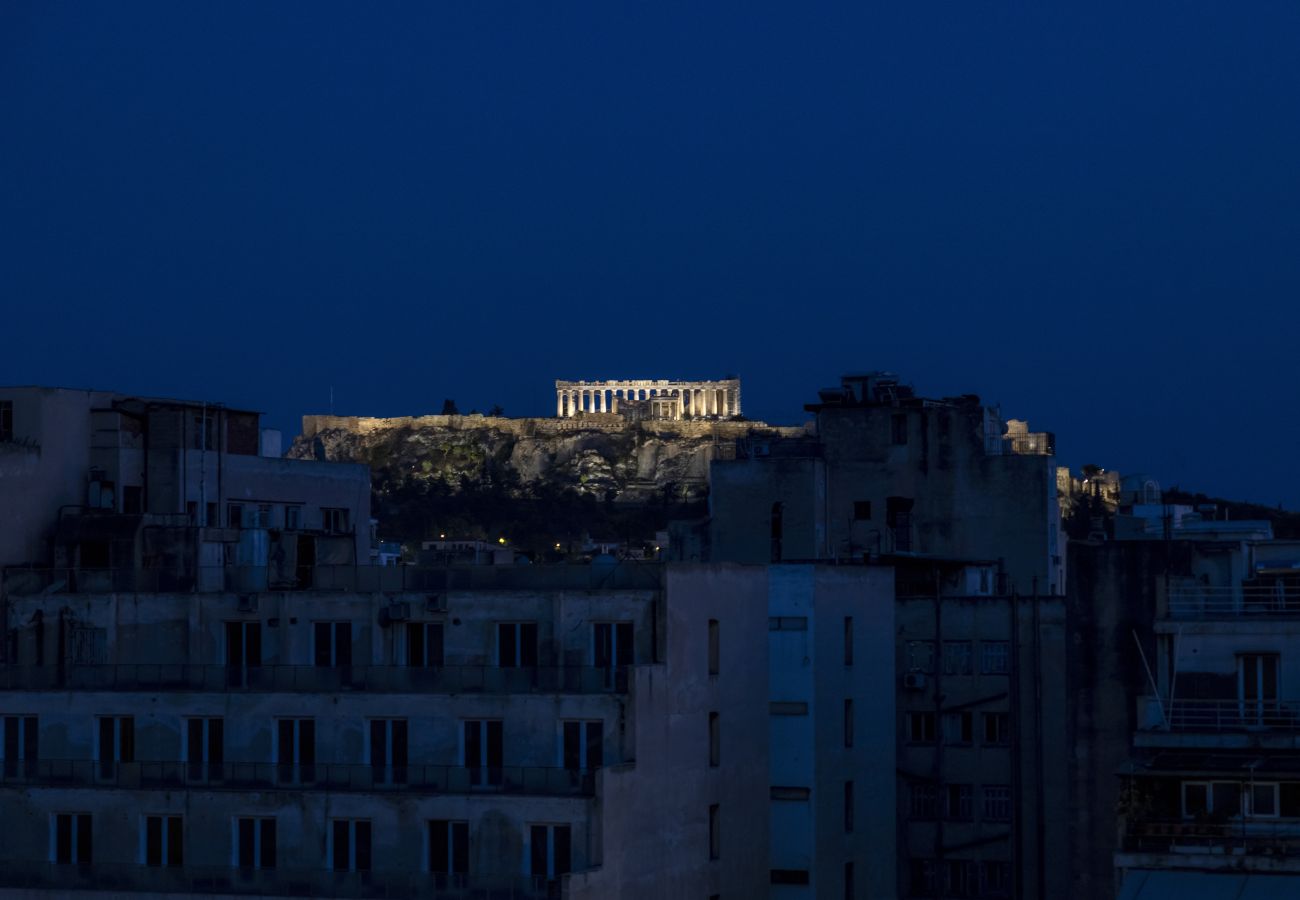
[654,546,661,552]
[439,533,446,539]
[555,543,562,550]
[498,537,506,544]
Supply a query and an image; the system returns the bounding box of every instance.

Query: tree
[441,399,459,415]
[488,404,504,416]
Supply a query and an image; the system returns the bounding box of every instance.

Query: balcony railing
[1,563,663,596]
[1167,585,1300,619]
[1123,817,1300,855]
[0,760,597,796]
[1142,696,1300,731]
[0,664,630,695]
[0,861,563,899]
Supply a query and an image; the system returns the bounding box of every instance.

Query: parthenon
[555,378,742,420]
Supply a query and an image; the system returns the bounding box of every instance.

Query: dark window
[225,621,262,686]
[464,720,503,786]
[910,783,938,819]
[428,820,469,875]
[276,718,315,784]
[3,715,38,778]
[562,720,603,772]
[369,719,409,785]
[53,813,92,864]
[907,712,936,743]
[530,824,571,880]
[96,716,133,780]
[709,713,720,767]
[407,622,445,667]
[770,502,784,562]
[191,414,217,451]
[499,622,539,667]
[891,414,908,445]
[0,401,12,441]
[944,784,974,821]
[185,717,223,782]
[983,785,1012,822]
[122,486,143,515]
[708,619,720,676]
[844,616,853,666]
[236,818,276,869]
[331,819,371,872]
[886,496,914,552]
[844,699,854,748]
[284,505,302,530]
[322,507,350,534]
[943,711,973,745]
[144,815,183,867]
[314,622,353,668]
[844,780,854,833]
[853,500,872,520]
[709,804,720,860]
[771,870,811,885]
[227,504,244,528]
[983,712,1011,745]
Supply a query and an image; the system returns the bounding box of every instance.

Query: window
[284,505,302,530]
[906,640,935,674]
[853,500,872,520]
[322,507,350,534]
[250,503,272,528]
[0,401,12,441]
[224,621,262,686]
[886,496,913,552]
[944,784,974,821]
[1239,653,1280,722]
[369,719,409,785]
[844,699,854,748]
[593,621,632,683]
[184,717,223,782]
[910,783,938,819]
[981,641,1011,674]
[708,619,720,676]
[844,780,855,833]
[122,486,143,515]
[530,824,571,882]
[844,616,854,666]
[192,413,217,451]
[709,713,720,767]
[428,820,469,878]
[3,715,38,778]
[276,718,315,784]
[227,503,244,528]
[845,861,855,900]
[942,711,973,745]
[464,719,503,786]
[314,621,353,668]
[143,815,183,867]
[771,870,811,885]
[982,861,1012,896]
[562,720,603,773]
[708,805,720,860]
[499,622,539,668]
[1183,781,1243,818]
[330,819,371,872]
[235,817,276,870]
[1250,783,1280,817]
[942,641,973,675]
[53,813,92,864]
[911,859,939,897]
[891,414,908,445]
[96,716,134,780]
[907,712,936,743]
[983,785,1012,822]
[406,622,445,667]
[983,712,1011,745]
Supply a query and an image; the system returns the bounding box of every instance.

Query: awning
[1120,870,1300,899]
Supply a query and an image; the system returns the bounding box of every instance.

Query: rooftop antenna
[330,386,335,415]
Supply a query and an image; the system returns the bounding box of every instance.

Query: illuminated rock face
[554,379,742,420]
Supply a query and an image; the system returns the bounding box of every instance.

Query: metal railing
[0,760,597,796]
[1167,585,1300,619]
[0,861,563,898]
[1,563,663,596]
[0,664,630,695]
[1147,697,1300,731]
[1123,817,1300,855]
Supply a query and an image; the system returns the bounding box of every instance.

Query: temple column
[557,393,564,417]
[597,390,604,413]
[572,390,579,416]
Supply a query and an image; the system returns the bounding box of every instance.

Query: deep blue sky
[3,3,1298,506]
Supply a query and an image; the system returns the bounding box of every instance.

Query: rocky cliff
[290,414,807,549]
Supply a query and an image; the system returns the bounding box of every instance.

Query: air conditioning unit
[378,601,411,626]
[903,672,928,690]
[237,594,258,613]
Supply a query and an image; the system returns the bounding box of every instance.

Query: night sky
[3,3,1298,506]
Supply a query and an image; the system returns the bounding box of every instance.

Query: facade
[0,387,372,580]
[554,379,741,420]
[705,372,1064,597]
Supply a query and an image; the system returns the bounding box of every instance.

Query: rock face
[291,413,807,506]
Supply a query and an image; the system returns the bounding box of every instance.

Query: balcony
[1167,585,1300,620]
[1122,817,1300,857]
[1,563,663,596]
[1140,697,1300,732]
[1,760,598,797]
[0,664,631,695]
[0,861,563,898]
